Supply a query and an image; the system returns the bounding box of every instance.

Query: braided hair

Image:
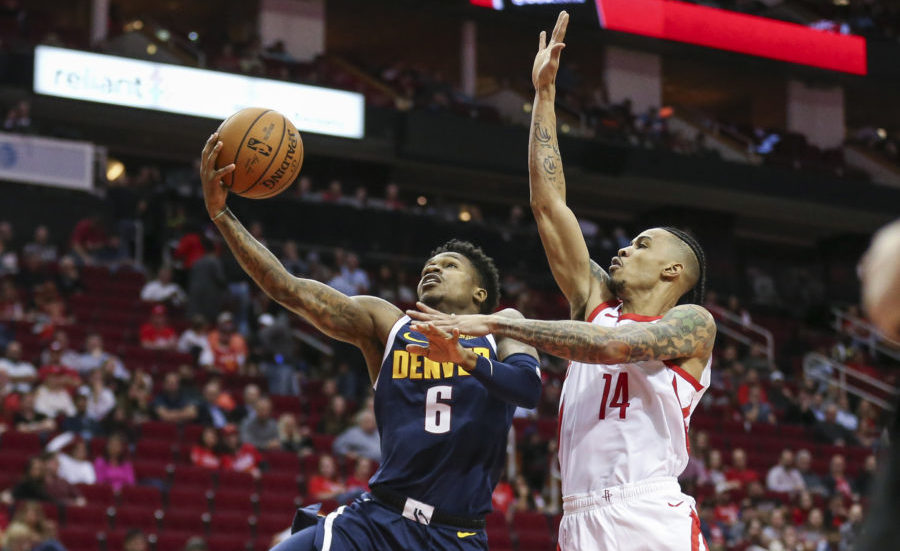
[661,227,706,305]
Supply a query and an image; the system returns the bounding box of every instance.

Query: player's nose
[617,246,630,257]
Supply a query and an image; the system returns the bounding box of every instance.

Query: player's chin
[418,288,441,307]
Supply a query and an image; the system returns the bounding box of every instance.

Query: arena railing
[831,307,900,363]
[802,352,899,412]
[707,304,775,369]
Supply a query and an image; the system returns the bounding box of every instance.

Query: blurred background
[0,0,898,550]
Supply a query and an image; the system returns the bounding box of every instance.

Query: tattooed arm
[199,133,402,380]
[487,305,716,370]
[529,12,614,320]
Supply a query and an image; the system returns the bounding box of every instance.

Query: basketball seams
[238,114,288,196]
[227,108,272,192]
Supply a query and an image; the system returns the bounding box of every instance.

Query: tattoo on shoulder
[613,305,715,363]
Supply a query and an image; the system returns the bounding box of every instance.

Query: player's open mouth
[422,274,441,287]
[609,257,622,271]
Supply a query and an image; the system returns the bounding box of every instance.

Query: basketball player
[408,12,715,550]
[199,134,541,551]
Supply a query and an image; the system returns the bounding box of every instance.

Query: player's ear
[661,262,683,282]
[473,287,487,308]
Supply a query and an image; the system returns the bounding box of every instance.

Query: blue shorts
[270,494,488,551]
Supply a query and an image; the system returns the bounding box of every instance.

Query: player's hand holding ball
[200,132,235,220]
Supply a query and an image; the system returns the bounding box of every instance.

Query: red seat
[255,493,300,515]
[133,460,171,483]
[77,484,116,507]
[65,504,111,531]
[40,502,61,524]
[135,439,175,463]
[181,424,206,445]
[140,421,178,441]
[119,485,164,510]
[59,527,100,551]
[263,451,300,473]
[0,451,30,475]
[310,434,335,453]
[167,487,212,512]
[155,531,194,550]
[172,465,215,489]
[112,506,162,533]
[209,511,253,538]
[207,533,254,551]
[213,490,255,515]
[1,431,42,454]
[217,470,257,493]
[161,510,208,534]
[254,513,291,542]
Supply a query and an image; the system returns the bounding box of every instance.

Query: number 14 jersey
[558,301,711,497]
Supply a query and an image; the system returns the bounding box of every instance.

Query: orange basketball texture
[215,107,304,199]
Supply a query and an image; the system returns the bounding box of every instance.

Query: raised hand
[407,302,494,337]
[532,11,569,91]
[200,132,236,219]
[405,323,473,365]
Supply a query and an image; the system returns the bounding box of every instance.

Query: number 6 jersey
[369,315,514,518]
[558,301,711,497]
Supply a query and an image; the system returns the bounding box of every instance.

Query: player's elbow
[519,374,542,410]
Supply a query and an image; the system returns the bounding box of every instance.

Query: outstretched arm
[410,303,715,368]
[530,12,614,320]
[200,134,401,353]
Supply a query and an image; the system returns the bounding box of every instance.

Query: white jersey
[558,300,711,497]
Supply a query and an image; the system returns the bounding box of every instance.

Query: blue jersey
[369,315,514,518]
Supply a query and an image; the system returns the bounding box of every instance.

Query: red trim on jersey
[586,300,621,322]
[665,361,704,391]
[690,507,705,551]
[556,399,565,452]
[671,376,691,456]
[619,311,663,322]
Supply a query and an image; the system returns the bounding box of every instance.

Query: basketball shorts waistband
[562,477,682,514]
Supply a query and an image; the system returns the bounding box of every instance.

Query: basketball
[215,107,304,199]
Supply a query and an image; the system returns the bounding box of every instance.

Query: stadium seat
[217,470,257,494]
[77,484,116,507]
[161,510,208,534]
[207,533,255,551]
[112,505,162,533]
[0,431,42,454]
[118,484,164,510]
[255,493,301,517]
[172,465,215,489]
[0,451,30,475]
[135,439,176,463]
[213,490,256,515]
[59,526,100,551]
[209,511,254,538]
[263,451,300,473]
[181,424,206,445]
[167,487,212,512]
[259,472,301,496]
[133,460,172,484]
[64,504,111,531]
[254,513,291,542]
[155,531,194,551]
[140,421,179,441]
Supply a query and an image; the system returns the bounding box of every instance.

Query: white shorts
[558,477,708,551]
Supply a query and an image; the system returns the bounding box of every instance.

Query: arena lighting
[33,46,365,139]
[594,0,867,75]
[106,158,125,182]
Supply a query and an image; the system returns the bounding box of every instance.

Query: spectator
[15,251,49,292]
[73,333,123,376]
[123,529,148,551]
[80,369,115,422]
[239,396,280,451]
[277,413,313,456]
[1,522,38,551]
[139,266,186,307]
[11,458,50,501]
[69,216,107,265]
[0,278,25,321]
[511,474,543,514]
[706,449,730,493]
[280,241,308,276]
[41,333,80,371]
[814,403,858,445]
[93,433,135,490]
[823,454,853,500]
[742,384,776,424]
[725,448,759,490]
[0,239,16,278]
[767,371,793,416]
[0,341,37,392]
[123,370,154,425]
[13,390,56,435]
[196,380,228,429]
[187,239,226,323]
[41,452,85,506]
[139,305,177,350]
[48,435,95,485]
[766,449,805,494]
[151,372,197,424]
[3,99,33,133]
[492,475,514,520]
[762,507,788,543]
[307,454,346,501]
[177,315,214,368]
[7,498,66,551]
[258,313,299,396]
[190,426,222,470]
[317,395,350,436]
[345,457,373,494]
[33,368,75,419]
[231,384,261,424]
[182,536,208,551]
[220,424,261,477]
[839,503,864,551]
[383,183,404,211]
[59,393,101,439]
[54,256,83,298]
[855,454,877,497]
[333,409,381,462]
[834,395,858,432]
[800,508,827,548]
[207,312,247,374]
[328,253,369,296]
[796,449,827,495]
[23,226,57,264]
